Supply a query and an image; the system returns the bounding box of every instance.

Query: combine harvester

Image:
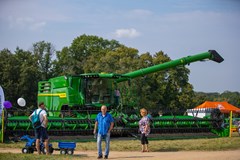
[4,50,228,138]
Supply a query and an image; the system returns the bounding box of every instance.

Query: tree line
[0,34,239,112]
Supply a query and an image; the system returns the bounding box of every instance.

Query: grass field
[0,133,239,160]
[1,133,240,151]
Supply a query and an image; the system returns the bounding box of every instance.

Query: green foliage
[0,34,239,112]
[0,41,54,110]
[0,49,19,105]
[15,48,40,110]
[132,51,195,111]
[32,41,55,80]
[68,34,121,74]
[194,91,240,108]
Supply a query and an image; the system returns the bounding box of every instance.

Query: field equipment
[56,142,76,155]
[2,50,229,138]
[20,135,76,155]
[20,135,54,154]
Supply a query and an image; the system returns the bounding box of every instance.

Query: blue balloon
[3,101,12,109]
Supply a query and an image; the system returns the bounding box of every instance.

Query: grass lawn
[0,133,239,160]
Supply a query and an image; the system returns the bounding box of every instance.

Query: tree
[69,34,121,74]
[0,47,41,111]
[220,91,240,107]
[52,47,74,76]
[97,46,139,73]
[101,46,140,109]
[140,51,195,112]
[1,35,238,114]
[15,48,40,109]
[32,41,55,80]
[0,49,18,106]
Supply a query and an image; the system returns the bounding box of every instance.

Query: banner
[0,85,5,116]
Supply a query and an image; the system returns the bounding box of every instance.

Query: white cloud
[114,28,140,38]
[8,16,46,31]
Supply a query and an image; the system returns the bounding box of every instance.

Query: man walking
[29,102,49,155]
[94,105,114,159]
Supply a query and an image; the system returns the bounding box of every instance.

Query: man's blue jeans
[97,133,110,156]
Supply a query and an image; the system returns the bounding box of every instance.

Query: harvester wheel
[22,147,29,154]
[67,149,74,155]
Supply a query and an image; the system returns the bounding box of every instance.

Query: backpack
[31,109,43,129]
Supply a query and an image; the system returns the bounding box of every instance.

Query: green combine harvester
[4,50,229,138]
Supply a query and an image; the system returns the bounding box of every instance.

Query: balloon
[17,98,26,107]
[3,101,12,109]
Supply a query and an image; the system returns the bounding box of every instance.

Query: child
[139,108,150,152]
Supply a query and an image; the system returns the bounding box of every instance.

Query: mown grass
[0,153,83,160]
[0,133,239,160]
[0,133,240,151]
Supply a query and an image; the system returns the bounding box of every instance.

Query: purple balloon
[3,101,12,109]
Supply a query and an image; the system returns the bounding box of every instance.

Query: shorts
[140,133,149,145]
[34,126,48,141]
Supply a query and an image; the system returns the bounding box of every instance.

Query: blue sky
[0,0,240,93]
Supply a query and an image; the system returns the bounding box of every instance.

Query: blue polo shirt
[95,112,114,135]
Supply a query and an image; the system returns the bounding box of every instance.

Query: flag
[0,85,5,115]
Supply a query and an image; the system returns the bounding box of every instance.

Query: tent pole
[229,111,232,137]
[1,110,4,143]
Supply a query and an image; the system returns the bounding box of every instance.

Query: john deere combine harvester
[4,50,228,138]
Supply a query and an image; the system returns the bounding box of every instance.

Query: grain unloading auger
[117,50,223,82]
[3,50,227,138]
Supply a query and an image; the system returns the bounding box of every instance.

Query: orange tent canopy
[194,101,240,113]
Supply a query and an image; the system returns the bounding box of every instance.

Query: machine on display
[3,50,229,137]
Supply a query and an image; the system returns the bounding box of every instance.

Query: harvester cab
[38,72,129,117]
[80,73,128,106]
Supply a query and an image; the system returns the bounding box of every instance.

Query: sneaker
[97,155,103,159]
[104,155,108,159]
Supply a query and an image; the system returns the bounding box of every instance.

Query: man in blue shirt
[94,105,114,159]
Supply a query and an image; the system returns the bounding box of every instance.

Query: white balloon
[17,98,26,107]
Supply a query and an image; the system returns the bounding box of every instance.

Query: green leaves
[0,35,239,111]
